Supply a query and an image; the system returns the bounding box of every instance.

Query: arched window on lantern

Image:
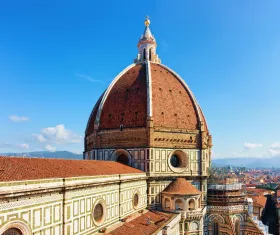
[143,48,146,60]
[149,48,152,61]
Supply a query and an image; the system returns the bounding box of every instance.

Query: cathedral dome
[85,17,211,152]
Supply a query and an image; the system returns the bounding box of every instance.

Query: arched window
[143,48,146,60]
[235,220,240,235]
[149,48,152,61]
[189,199,195,210]
[175,199,184,210]
[190,222,199,231]
[164,198,170,209]
[2,228,22,235]
[212,222,219,235]
[117,154,129,165]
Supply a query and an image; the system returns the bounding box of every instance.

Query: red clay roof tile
[252,195,267,208]
[0,156,143,182]
[106,211,174,235]
[162,178,202,195]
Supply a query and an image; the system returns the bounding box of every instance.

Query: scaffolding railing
[208,183,243,191]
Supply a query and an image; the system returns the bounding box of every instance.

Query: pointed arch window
[149,48,152,61]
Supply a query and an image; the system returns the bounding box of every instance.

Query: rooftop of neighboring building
[162,178,202,195]
[246,188,274,196]
[104,210,175,235]
[0,156,144,182]
[251,195,267,208]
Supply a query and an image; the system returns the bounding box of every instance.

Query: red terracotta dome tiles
[99,64,147,129]
[150,63,199,130]
[85,94,103,136]
[162,178,202,195]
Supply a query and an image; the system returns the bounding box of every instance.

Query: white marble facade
[0,173,147,235]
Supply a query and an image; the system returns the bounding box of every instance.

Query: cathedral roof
[0,156,143,182]
[252,195,267,208]
[105,210,174,235]
[162,178,202,195]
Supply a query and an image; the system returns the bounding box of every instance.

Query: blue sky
[1,1,280,158]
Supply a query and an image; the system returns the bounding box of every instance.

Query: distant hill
[0,151,83,160]
[212,157,280,168]
[2,151,278,168]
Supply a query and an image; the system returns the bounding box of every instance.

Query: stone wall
[0,174,147,235]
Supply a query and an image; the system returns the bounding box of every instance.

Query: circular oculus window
[170,154,180,167]
[168,150,188,173]
[133,192,140,209]
[92,201,106,225]
[3,228,22,235]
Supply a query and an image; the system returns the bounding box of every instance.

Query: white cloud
[270,142,280,149]
[34,124,82,144]
[0,142,11,148]
[269,149,280,157]
[244,142,263,150]
[72,150,83,154]
[9,115,29,122]
[45,144,56,152]
[18,143,29,149]
[76,74,104,83]
[268,142,280,157]
[32,134,47,142]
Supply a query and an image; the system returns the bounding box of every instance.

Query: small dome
[162,178,202,195]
